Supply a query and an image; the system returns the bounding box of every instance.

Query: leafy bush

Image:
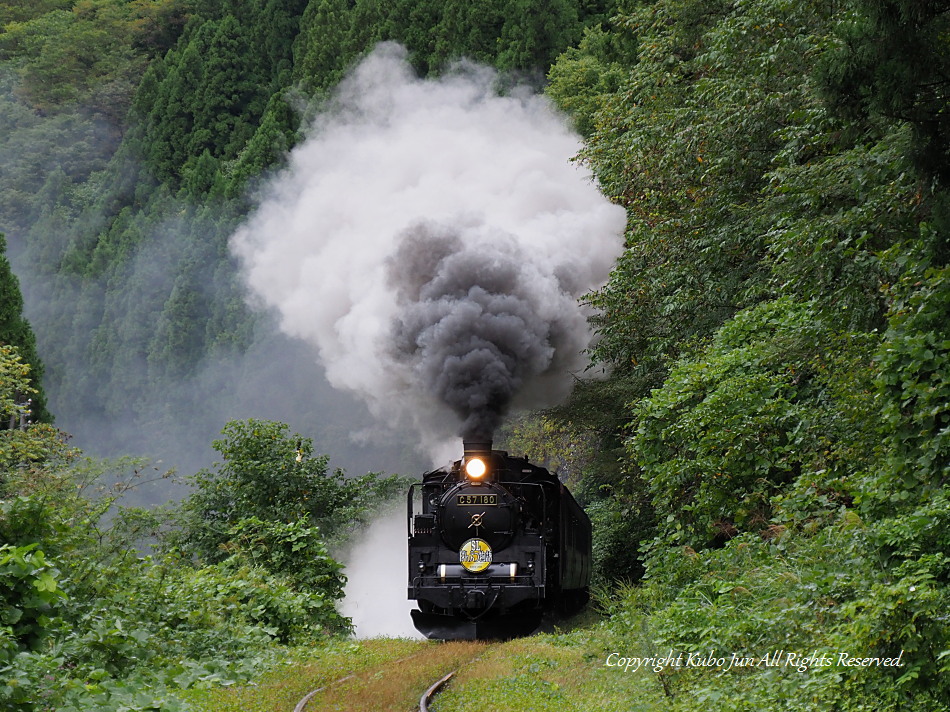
[632,298,879,548]
[0,543,340,711]
[586,497,651,586]
[0,543,66,661]
[0,419,370,710]
[223,516,346,603]
[872,265,950,505]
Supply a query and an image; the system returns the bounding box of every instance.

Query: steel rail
[419,670,456,712]
[292,673,355,712]
[292,651,424,712]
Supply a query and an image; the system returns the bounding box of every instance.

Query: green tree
[179,148,222,198]
[495,0,580,73]
[0,0,190,118]
[0,345,35,431]
[0,0,70,25]
[545,0,911,427]
[429,0,506,69]
[226,91,299,194]
[171,419,403,563]
[292,0,355,89]
[820,0,950,268]
[545,25,630,136]
[821,0,950,185]
[633,299,879,548]
[0,346,63,473]
[187,15,264,160]
[141,20,215,182]
[0,235,47,423]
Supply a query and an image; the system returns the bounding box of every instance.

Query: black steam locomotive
[407,440,591,639]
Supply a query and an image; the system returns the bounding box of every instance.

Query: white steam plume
[340,510,421,639]
[231,43,625,459]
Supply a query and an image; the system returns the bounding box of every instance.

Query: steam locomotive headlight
[464,457,487,479]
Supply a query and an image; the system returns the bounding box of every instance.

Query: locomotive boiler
[407,439,591,640]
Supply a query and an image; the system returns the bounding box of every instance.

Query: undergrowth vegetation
[602,521,948,710]
[0,348,402,711]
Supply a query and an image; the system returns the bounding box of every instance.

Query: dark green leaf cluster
[820,0,950,186]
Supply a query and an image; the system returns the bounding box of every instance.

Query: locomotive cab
[407,440,591,640]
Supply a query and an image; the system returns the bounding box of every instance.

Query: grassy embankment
[182,614,662,712]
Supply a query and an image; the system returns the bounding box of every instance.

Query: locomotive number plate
[457,494,498,506]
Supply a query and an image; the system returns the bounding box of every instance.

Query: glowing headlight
[465,457,487,479]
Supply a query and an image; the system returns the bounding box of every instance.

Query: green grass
[177,613,668,712]
[429,628,666,712]
[180,637,428,712]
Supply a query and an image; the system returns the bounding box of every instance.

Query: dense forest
[2,0,949,710]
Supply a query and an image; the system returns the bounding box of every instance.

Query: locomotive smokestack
[463,438,493,458]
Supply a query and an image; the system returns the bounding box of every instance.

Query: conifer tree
[293,0,355,89]
[822,0,950,186]
[0,235,48,423]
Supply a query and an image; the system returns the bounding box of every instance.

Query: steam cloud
[231,43,625,458]
[340,509,421,638]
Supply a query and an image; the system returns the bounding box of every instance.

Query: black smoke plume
[387,223,581,441]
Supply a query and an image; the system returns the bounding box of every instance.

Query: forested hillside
[1,0,949,710]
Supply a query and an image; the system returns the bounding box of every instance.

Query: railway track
[292,640,486,712]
